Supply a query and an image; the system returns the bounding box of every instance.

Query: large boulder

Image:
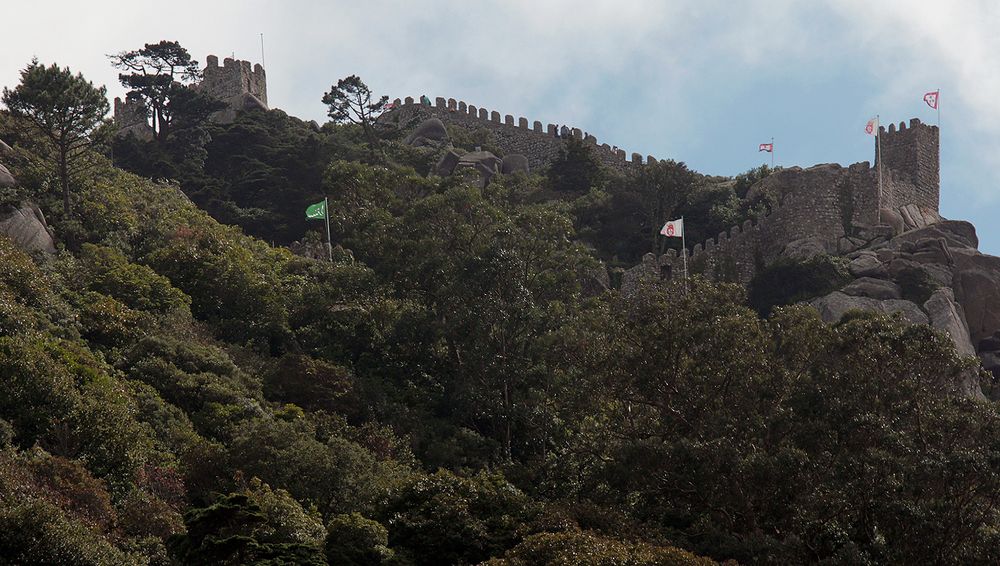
[458,151,502,172]
[0,138,11,156]
[879,207,905,235]
[886,220,978,251]
[923,287,983,399]
[841,277,901,300]
[0,203,56,254]
[952,251,1000,346]
[848,254,886,278]
[435,150,462,176]
[404,117,449,147]
[808,291,928,325]
[781,237,826,261]
[501,154,530,175]
[923,287,976,358]
[0,164,15,188]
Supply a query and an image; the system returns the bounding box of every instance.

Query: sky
[4,1,1000,253]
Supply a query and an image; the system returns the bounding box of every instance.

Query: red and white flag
[758,143,773,152]
[923,90,939,109]
[865,116,879,136]
[660,218,684,238]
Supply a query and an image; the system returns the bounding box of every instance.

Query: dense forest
[0,44,998,565]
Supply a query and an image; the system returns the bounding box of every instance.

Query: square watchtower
[876,118,940,213]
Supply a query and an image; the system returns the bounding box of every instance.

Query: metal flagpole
[681,216,688,282]
[771,137,774,168]
[324,196,333,262]
[876,115,883,225]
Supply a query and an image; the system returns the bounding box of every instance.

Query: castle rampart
[382,98,939,288]
[380,96,650,171]
[625,120,939,288]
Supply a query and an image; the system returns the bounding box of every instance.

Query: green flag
[306,199,326,220]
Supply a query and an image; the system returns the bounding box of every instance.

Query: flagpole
[770,137,774,168]
[324,196,332,262]
[681,216,688,283]
[876,115,883,226]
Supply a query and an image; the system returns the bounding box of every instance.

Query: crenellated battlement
[383,96,655,170]
[877,117,939,211]
[196,54,268,122]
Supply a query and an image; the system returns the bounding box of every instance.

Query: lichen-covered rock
[458,151,502,173]
[0,203,56,254]
[924,287,976,358]
[841,277,901,300]
[404,117,449,147]
[952,254,1000,347]
[435,150,462,176]
[848,254,886,278]
[501,154,530,175]
[808,291,927,325]
[880,207,904,235]
[781,237,826,260]
[0,164,15,188]
[887,220,977,251]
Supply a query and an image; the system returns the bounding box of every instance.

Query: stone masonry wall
[380,97,659,172]
[877,118,940,212]
[200,55,268,107]
[644,162,883,285]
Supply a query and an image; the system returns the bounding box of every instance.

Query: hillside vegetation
[0,53,998,565]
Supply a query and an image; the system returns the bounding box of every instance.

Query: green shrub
[325,512,394,565]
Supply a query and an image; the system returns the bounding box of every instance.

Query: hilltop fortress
[381,97,941,285]
[114,55,268,138]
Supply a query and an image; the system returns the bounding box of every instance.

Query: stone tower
[197,55,268,123]
[112,96,154,140]
[876,118,940,212]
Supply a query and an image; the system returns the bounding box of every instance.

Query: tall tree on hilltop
[2,59,109,215]
[109,40,201,140]
[322,75,388,155]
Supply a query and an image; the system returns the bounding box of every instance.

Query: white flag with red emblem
[758,143,773,152]
[660,218,684,238]
[865,116,879,136]
[924,90,939,109]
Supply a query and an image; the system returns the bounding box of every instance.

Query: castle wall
[381,97,651,172]
[644,162,883,285]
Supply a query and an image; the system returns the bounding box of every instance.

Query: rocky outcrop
[841,277,901,300]
[0,164,15,188]
[809,292,927,325]
[798,220,1000,399]
[0,203,56,254]
[404,117,449,147]
[501,154,530,175]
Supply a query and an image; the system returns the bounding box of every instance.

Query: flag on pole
[758,143,773,152]
[306,199,327,220]
[660,218,684,238]
[865,116,879,136]
[923,90,940,109]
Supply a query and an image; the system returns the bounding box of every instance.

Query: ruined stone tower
[112,96,154,140]
[196,55,268,123]
[113,54,268,134]
[877,118,940,213]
